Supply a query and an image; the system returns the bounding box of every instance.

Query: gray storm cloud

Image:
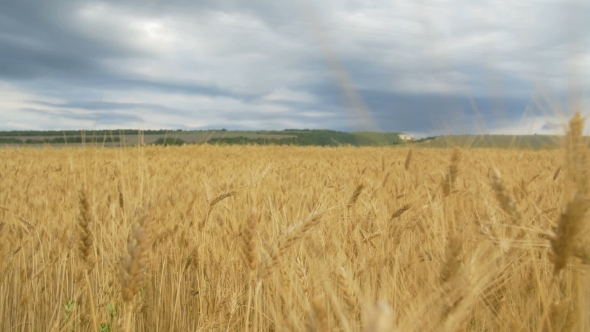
[0,0,588,134]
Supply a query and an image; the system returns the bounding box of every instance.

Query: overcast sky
[0,0,588,136]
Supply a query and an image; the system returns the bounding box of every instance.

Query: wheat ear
[336,266,361,319]
[438,233,469,325]
[78,185,94,268]
[565,113,589,194]
[549,194,590,275]
[390,204,411,221]
[311,295,329,331]
[200,191,236,229]
[404,149,413,171]
[442,149,461,196]
[440,234,463,283]
[549,112,590,274]
[490,169,522,223]
[243,208,259,332]
[120,204,154,332]
[348,184,365,208]
[118,184,125,210]
[261,212,324,279]
[242,207,259,274]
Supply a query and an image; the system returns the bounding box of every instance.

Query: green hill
[415,135,564,149]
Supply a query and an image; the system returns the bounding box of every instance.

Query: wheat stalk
[78,185,94,268]
[490,169,522,223]
[390,204,411,221]
[118,184,125,210]
[261,212,324,279]
[295,256,310,298]
[437,233,470,327]
[120,204,154,332]
[549,194,590,275]
[310,295,329,332]
[404,149,413,171]
[348,184,365,208]
[242,207,259,274]
[440,234,463,284]
[200,191,236,229]
[336,266,361,319]
[549,112,590,275]
[442,149,461,196]
[565,113,589,195]
[243,208,259,332]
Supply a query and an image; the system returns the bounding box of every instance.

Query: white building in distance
[398,134,414,141]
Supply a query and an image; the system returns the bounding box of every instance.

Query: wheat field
[1,116,589,331]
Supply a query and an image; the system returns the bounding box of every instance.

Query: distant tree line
[413,136,437,143]
[0,130,178,137]
[153,138,186,146]
[0,128,411,147]
[0,137,121,144]
[0,138,24,144]
[147,130,408,147]
[205,130,403,147]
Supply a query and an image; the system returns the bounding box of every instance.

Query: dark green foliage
[206,130,404,147]
[207,136,294,146]
[21,137,120,144]
[414,136,437,143]
[0,130,176,137]
[153,137,185,146]
[24,139,46,144]
[0,129,408,147]
[0,138,24,144]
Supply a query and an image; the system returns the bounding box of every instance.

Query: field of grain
[1,116,589,331]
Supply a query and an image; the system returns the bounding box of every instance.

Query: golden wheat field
[1,117,590,331]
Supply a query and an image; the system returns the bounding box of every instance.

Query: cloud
[0,0,588,134]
